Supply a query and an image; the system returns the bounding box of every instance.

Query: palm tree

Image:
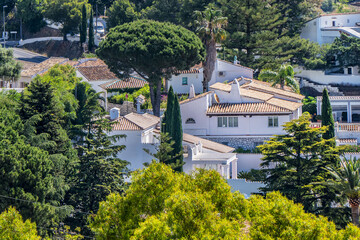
[194,4,227,93]
[258,64,300,93]
[325,157,360,227]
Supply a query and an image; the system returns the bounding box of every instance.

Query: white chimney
[189,84,195,99]
[110,107,120,120]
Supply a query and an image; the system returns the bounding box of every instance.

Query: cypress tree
[162,86,175,134]
[80,4,87,45]
[321,88,335,139]
[88,9,95,52]
[160,86,183,172]
[171,94,183,172]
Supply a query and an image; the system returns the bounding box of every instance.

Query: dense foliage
[321,88,335,140]
[0,207,40,239]
[259,113,344,222]
[89,162,360,239]
[96,19,205,116]
[161,86,183,171]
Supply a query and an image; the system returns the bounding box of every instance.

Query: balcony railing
[310,122,360,132]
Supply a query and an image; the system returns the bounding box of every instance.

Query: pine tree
[88,8,95,52]
[259,113,341,214]
[222,0,286,70]
[67,117,129,235]
[321,88,335,139]
[80,4,87,44]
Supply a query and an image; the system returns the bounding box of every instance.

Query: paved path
[11,48,47,63]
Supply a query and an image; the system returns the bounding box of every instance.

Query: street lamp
[3,5,7,48]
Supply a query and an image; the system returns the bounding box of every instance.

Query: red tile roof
[77,66,117,81]
[112,113,160,131]
[100,76,147,90]
[179,91,213,105]
[207,103,291,115]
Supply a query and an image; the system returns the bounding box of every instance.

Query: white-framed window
[268,116,279,127]
[182,77,188,85]
[217,116,238,128]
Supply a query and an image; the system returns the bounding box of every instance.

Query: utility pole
[3,5,7,48]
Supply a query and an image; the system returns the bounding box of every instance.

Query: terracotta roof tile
[210,82,231,92]
[100,77,147,90]
[78,66,117,81]
[207,103,291,115]
[21,57,69,77]
[266,97,303,111]
[112,113,160,131]
[183,133,235,153]
[179,91,213,105]
[112,117,142,131]
[76,58,107,67]
[210,82,273,101]
[243,80,304,100]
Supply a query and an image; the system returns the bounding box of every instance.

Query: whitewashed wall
[207,115,290,136]
[110,130,157,171]
[296,69,360,86]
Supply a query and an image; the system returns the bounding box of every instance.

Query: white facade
[167,59,254,94]
[110,128,157,171]
[300,13,360,45]
[295,67,360,86]
[180,79,303,149]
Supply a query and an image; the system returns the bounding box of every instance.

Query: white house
[315,95,360,144]
[109,110,238,179]
[180,78,304,150]
[166,59,254,94]
[300,12,360,45]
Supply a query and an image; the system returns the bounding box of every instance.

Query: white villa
[108,109,238,179]
[180,78,304,150]
[297,12,360,86]
[315,95,360,144]
[301,12,360,45]
[166,59,253,94]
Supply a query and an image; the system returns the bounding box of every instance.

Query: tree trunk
[149,79,162,117]
[350,203,359,227]
[202,38,217,93]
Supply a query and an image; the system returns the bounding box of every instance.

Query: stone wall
[201,136,270,150]
[107,101,137,116]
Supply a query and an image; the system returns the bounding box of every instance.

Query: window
[332,21,336,27]
[182,77,188,85]
[347,19,350,23]
[185,118,196,124]
[268,116,279,127]
[218,71,225,76]
[228,116,238,127]
[348,67,352,75]
[217,116,238,128]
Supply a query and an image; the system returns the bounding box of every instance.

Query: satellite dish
[214,93,220,103]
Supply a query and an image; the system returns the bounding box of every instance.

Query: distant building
[300,12,360,45]
[166,59,253,94]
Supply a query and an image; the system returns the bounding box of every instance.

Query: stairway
[298,77,344,96]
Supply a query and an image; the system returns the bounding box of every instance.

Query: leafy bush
[321,0,333,12]
[89,162,360,239]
